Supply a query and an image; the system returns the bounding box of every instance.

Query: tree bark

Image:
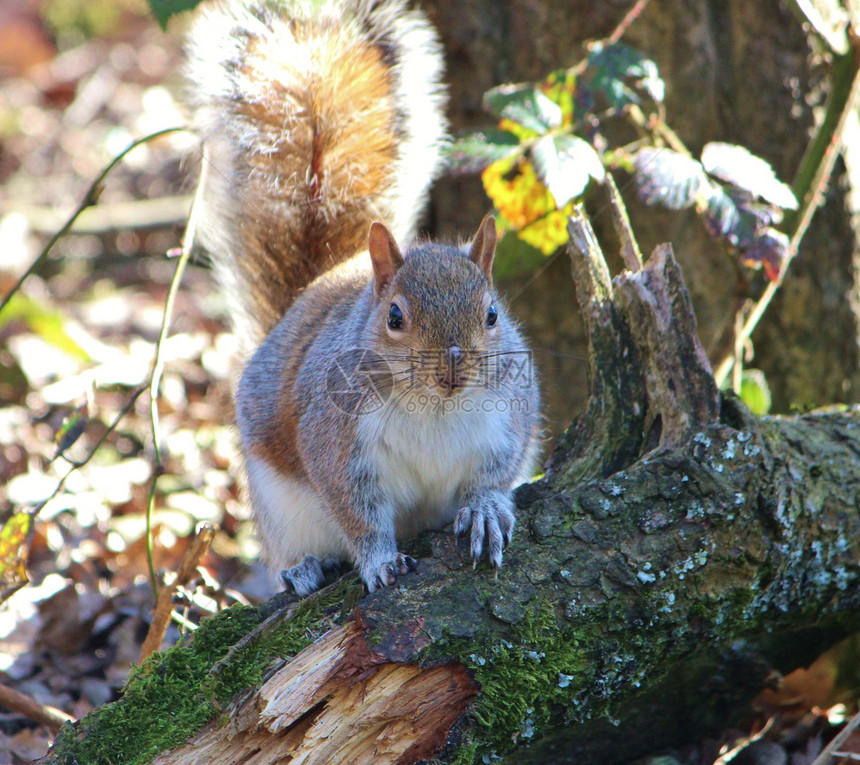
[42,214,860,765]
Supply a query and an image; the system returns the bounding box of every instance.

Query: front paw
[455,490,515,569]
[281,554,325,597]
[360,552,417,593]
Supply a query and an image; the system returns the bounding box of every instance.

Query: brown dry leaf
[756,658,840,720]
[37,583,107,657]
[0,20,55,76]
[0,726,54,762]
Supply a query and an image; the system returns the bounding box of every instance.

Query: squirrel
[185,0,541,595]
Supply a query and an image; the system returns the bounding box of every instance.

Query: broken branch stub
[551,209,720,489]
[613,243,720,449]
[547,210,646,485]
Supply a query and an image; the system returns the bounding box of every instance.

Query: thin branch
[139,522,218,661]
[29,386,147,516]
[0,680,75,733]
[11,194,194,235]
[564,0,653,79]
[606,0,653,46]
[143,153,207,595]
[714,53,860,387]
[810,707,860,765]
[0,127,185,317]
[605,172,644,270]
[712,717,775,765]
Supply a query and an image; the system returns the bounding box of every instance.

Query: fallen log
[41,210,860,765]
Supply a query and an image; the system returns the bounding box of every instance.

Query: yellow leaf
[481,156,556,230]
[498,118,539,141]
[0,512,33,603]
[541,69,577,127]
[518,202,575,256]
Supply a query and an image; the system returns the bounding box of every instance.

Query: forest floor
[0,0,858,763]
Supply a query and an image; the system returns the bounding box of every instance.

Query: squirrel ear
[368,222,405,299]
[468,214,497,283]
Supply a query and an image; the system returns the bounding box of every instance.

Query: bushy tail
[185,0,447,351]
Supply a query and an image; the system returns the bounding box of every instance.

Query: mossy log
[42,213,860,765]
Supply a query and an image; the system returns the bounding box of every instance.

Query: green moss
[49,605,261,765]
[441,601,592,764]
[49,583,350,765]
[449,739,481,765]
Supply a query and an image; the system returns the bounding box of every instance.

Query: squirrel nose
[436,345,465,392]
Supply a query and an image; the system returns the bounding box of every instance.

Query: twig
[204,576,347,681]
[714,53,860,387]
[731,307,745,394]
[143,150,206,595]
[567,0,653,78]
[606,0,653,46]
[605,172,644,271]
[0,127,184,318]
[11,195,194,235]
[0,679,75,733]
[810,707,860,765]
[139,523,218,661]
[205,602,297,680]
[29,386,147,515]
[712,717,775,764]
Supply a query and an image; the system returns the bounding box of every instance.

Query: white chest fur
[359,391,510,537]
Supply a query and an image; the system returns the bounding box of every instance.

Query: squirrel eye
[487,303,498,327]
[387,303,404,330]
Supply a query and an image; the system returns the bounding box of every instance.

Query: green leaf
[739,369,772,415]
[146,0,202,29]
[701,142,798,210]
[532,135,604,205]
[587,42,665,109]
[493,231,547,280]
[701,185,759,247]
[446,129,522,173]
[632,148,708,210]
[55,402,89,457]
[0,293,90,361]
[484,84,563,133]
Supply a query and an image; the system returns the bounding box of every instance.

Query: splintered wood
[153,621,476,765]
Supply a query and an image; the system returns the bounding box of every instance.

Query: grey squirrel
[185,0,541,594]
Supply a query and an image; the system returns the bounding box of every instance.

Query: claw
[361,552,419,593]
[455,507,470,536]
[455,490,516,572]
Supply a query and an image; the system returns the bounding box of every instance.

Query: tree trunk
[425,0,860,431]
[41,212,860,765]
